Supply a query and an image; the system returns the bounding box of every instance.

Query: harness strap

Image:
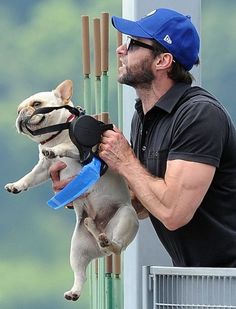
[40,114,76,145]
[25,105,84,136]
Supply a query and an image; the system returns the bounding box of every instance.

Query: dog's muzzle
[17,109,46,134]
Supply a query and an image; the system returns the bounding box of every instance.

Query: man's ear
[154,53,174,71]
[54,80,73,104]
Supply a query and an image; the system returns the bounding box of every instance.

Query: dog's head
[16,80,74,143]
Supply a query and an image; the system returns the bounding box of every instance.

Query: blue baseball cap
[112,8,200,71]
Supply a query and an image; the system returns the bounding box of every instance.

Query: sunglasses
[126,36,154,52]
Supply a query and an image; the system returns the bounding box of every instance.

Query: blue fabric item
[112,8,200,71]
[47,157,101,210]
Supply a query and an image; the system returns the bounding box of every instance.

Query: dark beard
[118,58,154,89]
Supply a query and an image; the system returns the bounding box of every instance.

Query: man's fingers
[53,177,74,192]
[102,128,118,138]
[49,161,67,182]
[112,125,121,133]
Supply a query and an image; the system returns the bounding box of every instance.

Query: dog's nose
[16,108,34,132]
[18,106,35,117]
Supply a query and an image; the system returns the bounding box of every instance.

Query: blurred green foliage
[1,1,236,308]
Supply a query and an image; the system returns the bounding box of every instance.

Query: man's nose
[116,43,128,56]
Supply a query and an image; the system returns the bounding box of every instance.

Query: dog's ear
[54,80,73,104]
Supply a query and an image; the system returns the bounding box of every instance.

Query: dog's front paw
[42,148,57,159]
[4,182,26,194]
[84,217,95,229]
[64,290,80,301]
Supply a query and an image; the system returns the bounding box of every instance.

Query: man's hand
[99,126,136,173]
[49,161,74,192]
[99,127,149,218]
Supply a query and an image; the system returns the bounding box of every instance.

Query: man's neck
[136,79,175,114]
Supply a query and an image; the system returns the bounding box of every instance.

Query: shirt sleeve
[168,100,229,167]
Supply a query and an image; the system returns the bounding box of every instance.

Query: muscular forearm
[119,154,215,230]
[118,156,176,227]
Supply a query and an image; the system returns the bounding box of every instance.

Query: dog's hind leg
[83,217,108,254]
[64,223,101,301]
[105,205,139,254]
[84,214,136,256]
[84,217,114,255]
[64,255,90,301]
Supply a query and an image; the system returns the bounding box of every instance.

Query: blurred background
[0,1,236,308]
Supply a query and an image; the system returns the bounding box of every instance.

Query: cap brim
[111,16,151,38]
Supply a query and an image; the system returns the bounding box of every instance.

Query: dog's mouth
[28,114,46,126]
[18,114,46,133]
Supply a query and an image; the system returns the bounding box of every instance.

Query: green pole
[101,72,109,121]
[105,255,113,309]
[112,31,123,309]
[101,12,109,123]
[112,254,123,309]
[98,258,105,309]
[101,15,113,309]
[81,16,94,309]
[95,76,101,115]
[93,18,102,117]
[105,272,113,308]
[84,74,93,115]
[93,259,99,309]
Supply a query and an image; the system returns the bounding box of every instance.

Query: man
[52,8,236,267]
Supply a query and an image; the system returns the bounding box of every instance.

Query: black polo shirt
[131,83,236,267]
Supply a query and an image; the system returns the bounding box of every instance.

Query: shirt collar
[135,83,191,116]
[155,83,191,113]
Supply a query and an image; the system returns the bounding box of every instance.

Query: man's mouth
[119,57,127,68]
[119,62,127,73]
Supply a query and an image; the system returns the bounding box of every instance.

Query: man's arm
[99,127,215,230]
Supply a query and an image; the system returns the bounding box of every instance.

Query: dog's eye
[33,101,42,108]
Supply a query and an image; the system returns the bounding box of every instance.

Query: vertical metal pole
[105,255,113,309]
[99,258,106,309]
[93,18,102,119]
[90,259,99,309]
[142,266,153,309]
[117,31,123,129]
[101,13,114,308]
[93,17,106,309]
[82,15,94,309]
[113,254,123,309]
[81,15,92,114]
[101,12,109,123]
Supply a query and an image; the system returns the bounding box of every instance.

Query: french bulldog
[4,80,139,301]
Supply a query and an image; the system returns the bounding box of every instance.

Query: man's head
[112,8,200,72]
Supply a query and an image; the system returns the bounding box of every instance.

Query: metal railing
[143,266,236,309]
